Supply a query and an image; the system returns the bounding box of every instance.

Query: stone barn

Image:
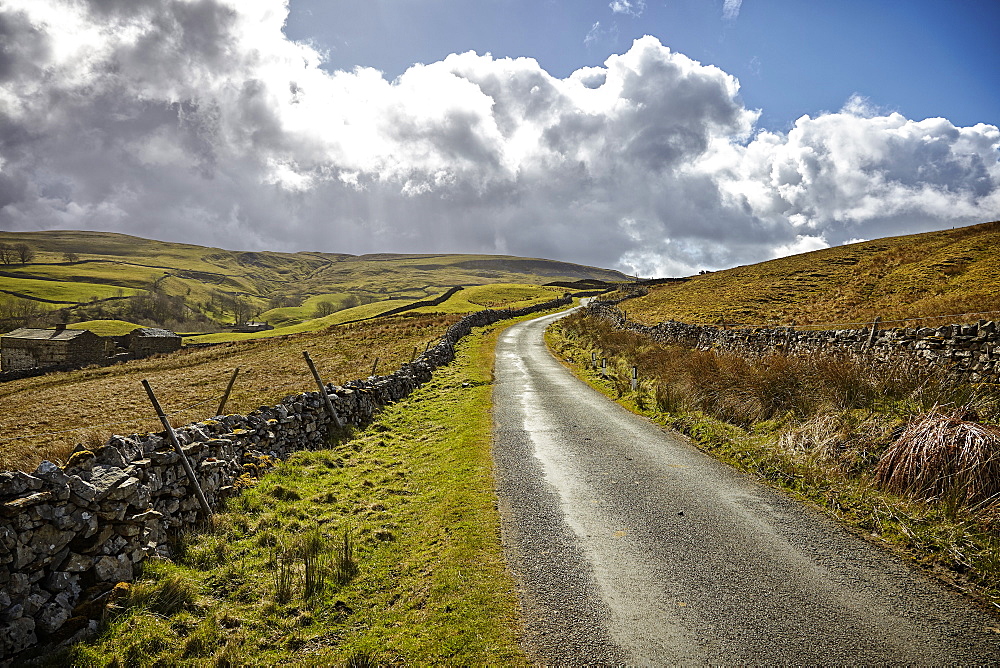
[126,327,182,359]
[0,325,106,372]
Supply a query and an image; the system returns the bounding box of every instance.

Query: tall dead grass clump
[874,409,1000,507]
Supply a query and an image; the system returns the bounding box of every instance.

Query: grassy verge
[52,313,554,665]
[546,313,1000,612]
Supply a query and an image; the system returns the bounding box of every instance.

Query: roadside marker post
[601,358,607,376]
[631,365,638,391]
[302,351,344,428]
[216,367,240,417]
[591,352,597,369]
[141,379,213,520]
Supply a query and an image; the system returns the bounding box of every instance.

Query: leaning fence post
[216,367,240,417]
[371,357,379,376]
[411,346,418,362]
[141,379,213,520]
[866,316,882,349]
[302,351,344,428]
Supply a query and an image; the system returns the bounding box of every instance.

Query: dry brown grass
[0,313,460,472]
[557,312,961,428]
[629,220,1000,328]
[875,409,1000,507]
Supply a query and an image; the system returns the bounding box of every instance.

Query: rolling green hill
[0,230,626,334]
[624,220,1000,328]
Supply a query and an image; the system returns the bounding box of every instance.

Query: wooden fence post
[141,380,213,520]
[216,367,240,417]
[302,351,344,428]
[866,316,882,349]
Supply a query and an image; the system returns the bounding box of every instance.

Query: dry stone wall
[0,297,570,661]
[585,301,1000,384]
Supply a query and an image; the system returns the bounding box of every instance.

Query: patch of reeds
[875,409,1000,507]
[333,527,358,585]
[272,542,297,605]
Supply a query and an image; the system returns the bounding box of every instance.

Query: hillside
[0,230,627,333]
[625,220,1000,328]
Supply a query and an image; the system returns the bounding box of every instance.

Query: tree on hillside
[314,300,337,317]
[14,243,34,264]
[0,243,13,265]
[0,295,43,328]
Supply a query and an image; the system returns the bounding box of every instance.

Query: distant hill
[623,220,1000,328]
[0,230,628,333]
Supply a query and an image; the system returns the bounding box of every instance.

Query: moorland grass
[54,315,537,666]
[630,220,1000,328]
[547,312,1000,609]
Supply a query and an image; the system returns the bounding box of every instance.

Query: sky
[1,0,998,276]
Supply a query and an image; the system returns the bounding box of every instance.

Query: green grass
[56,316,539,665]
[259,292,355,326]
[184,285,570,345]
[629,220,1000,328]
[67,319,144,336]
[410,283,567,315]
[182,299,427,345]
[0,275,141,304]
[0,230,625,332]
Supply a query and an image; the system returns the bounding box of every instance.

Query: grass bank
[52,314,548,665]
[547,312,1000,612]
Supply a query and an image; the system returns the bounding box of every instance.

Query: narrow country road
[491,309,1000,665]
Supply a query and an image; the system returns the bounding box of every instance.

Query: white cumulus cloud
[0,0,998,277]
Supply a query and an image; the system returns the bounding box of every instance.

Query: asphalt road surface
[492,309,1000,665]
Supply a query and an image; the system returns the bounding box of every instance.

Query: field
[0,230,625,334]
[182,283,570,345]
[625,220,1000,328]
[0,314,460,472]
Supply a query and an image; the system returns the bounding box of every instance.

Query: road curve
[491,309,1000,665]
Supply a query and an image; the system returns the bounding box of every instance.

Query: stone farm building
[1,326,183,374]
[122,328,182,358]
[0,325,106,373]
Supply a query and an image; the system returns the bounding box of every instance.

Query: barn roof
[129,328,180,338]
[0,328,94,341]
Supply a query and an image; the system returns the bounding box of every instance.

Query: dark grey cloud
[0,2,998,277]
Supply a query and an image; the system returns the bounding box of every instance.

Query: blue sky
[283,0,1000,132]
[2,0,999,275]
